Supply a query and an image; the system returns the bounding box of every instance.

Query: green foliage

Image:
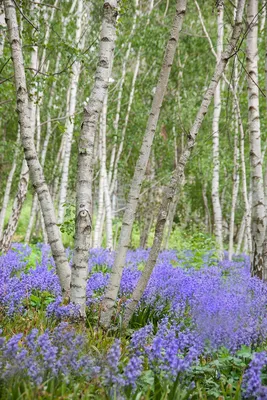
[187,346,253,399]
[168,228,218,269]
[59,203,76,238]
[27,291,55,311]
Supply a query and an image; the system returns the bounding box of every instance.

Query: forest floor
[0,241,266,399]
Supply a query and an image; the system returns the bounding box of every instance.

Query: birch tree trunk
[101,97,113,249]
[25,52,61,243]
[108,0,139,187]
[211,0,224,256]
[228,60,240,260]
[3,0,71,294]
[100,0,187,329]
[93,110,105,248]
[122,0,246,327]
[109,52,141,196]
[195,0,251,254]
[247,0,266,279]
[264,19,267,210]
[0,0,39,249]
[0,0,5,57]
[70,1,118,316]
[202,181,211,234]
[58,0,84,224]
[236,212,246,254]
[0,160,29,251]
[260,1,266,32]
[238,88,252,255]
[228,109,240,260]
[39,0,59,72]
[0,130,20,240]
[140,157,155,248]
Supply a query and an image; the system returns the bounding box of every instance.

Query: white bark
[0,160,29,252]
[108,0,139,186]
[39,0,59,72]
[140,156,155,249]
[25,91,56,244]
[0,130,20,240]
[1,1,39,249]
[228,60,240,260]
[71,1,118,316]
[162,189,179,249]
[110,52,140,195]
[202,181,211,233]
[26,2,63,244]
[228,110,240,260]
[236,212,246,254]
[211,0,224,256]
[93,114,105,248]
[0,0,6,57]
[122,0,246,327]
[100,0,187,328]
[52,133,66,206]
[195,0,251,255]
[58,0,84,224]
[101,96,113,249]
[264,23,267,211]
[260,1,266,32]
[3,0,71,294]
[247,0,266,279]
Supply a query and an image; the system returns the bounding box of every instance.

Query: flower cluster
[0,325,145,392]
[0,323,97,385]
[242,351,267,399]
[2,244,267,395]
[2,245,267,353]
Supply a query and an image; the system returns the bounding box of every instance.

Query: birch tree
[25,51,62,243]
[0,0,5,57]
[108,0,139,189]
[102,96,113,249]
[247,0,266,279]
[3,0,71,294]
[211,0,224,256]
[58,0,84,224]
[228,60,240,260]
[0,1,39,250]
[0,130,20,240]
[122,0,246,326]
[0,160,29,251]
[70,1,119,316]
[100,0,188,328]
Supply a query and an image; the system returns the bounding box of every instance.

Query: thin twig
[13,0,38,31]
[0,75,14,84]
[29,1,61,10]
[0,99,13,106]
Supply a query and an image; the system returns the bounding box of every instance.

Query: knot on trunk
[77,208,92,234]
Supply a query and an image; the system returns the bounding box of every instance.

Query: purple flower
[124,355,143,387]
[243,352,267,399]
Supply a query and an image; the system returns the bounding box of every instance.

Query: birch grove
[3,0,71,294]
[100,0,188,328]
[122,0,246,327]
[58,0,84,224]
[1,0,267,337]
